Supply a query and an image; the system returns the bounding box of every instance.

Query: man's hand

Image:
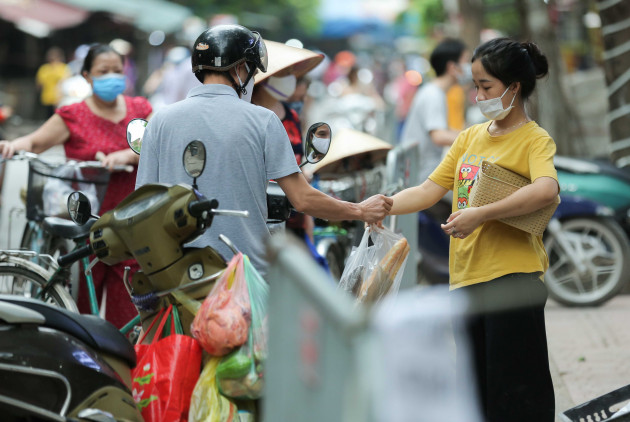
[359,194,393,223]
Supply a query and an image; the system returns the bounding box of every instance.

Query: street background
[547,295,630,420]
[1,0,630,420]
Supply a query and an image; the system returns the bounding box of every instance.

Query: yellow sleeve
[528,135,558,182]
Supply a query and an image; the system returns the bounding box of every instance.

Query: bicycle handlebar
[2,151,134,172]
[58,244,93,267]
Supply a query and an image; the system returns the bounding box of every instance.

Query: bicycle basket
[26,159,110,221]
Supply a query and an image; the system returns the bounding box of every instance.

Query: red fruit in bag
[192,290,251,356]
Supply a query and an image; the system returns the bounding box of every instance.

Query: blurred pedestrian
[143,46,199,111]
[0,43,153,329]
[400,38,471,182]
[387,37,557,422]
[36,47,71,117]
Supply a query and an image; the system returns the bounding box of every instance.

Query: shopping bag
[42,165,102,216]
[191,253,251,356]
[188,357,239,422]
[132,304,203,422]
[338,225,410,303]
[216,255,269,400]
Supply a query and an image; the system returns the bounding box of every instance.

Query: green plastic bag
[216,255,269,400]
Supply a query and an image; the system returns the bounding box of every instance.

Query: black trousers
[452,273,556,422]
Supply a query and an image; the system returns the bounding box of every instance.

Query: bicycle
[0,151,138,332]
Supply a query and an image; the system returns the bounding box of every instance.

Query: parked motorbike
[0,294,141,421]
[544,156,630,306]
[0,138,236,420]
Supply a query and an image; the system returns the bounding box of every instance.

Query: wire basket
[560,384,630,421]
[26,159,110,221]
[469,160,560,236]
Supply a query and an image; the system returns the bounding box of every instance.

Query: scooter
[0,139,236,420]
[543,156,630,306]
[0,294,141,421]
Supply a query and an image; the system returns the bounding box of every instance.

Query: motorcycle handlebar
[212,209,250,218]
[188,199,249,219]
[188,198,219,218]
[58,244,93,267]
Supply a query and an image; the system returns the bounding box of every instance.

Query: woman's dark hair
[81,44,124,74]
[472,37,548,100]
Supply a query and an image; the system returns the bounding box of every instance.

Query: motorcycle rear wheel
[0,263,77,311]
[544,218,630,307]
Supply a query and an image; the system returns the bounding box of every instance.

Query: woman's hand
[0,140,17,159]
[440,207,485,239]
[97,149,138,171]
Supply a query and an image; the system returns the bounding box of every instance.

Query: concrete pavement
[546,295,630,420]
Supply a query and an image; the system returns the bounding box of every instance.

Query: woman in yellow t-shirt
[388,38,558,421]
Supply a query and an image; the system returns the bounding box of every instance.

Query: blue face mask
[92,73,126,102]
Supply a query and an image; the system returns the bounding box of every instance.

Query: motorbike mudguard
[553,195,614,220]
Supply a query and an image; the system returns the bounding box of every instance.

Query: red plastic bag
[132,304,202,422]
[191,253,251,356]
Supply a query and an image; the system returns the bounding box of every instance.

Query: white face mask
[476,86,516,121]
[311,135,330,155]
[236,64,254,103]
[263,74,297,101]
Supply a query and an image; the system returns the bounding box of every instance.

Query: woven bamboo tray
[469,160,560,236]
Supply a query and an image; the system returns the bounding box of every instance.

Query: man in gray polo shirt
[136,25,392,274]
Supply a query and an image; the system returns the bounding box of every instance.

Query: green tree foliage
[399,0,446,37]
[483,0,521,37]
[172,0,320,39]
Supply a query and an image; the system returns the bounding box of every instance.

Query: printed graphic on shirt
[457,164,480,209]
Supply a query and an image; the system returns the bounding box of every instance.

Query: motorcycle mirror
[301,122,332,168]
[183,140,207,180]
[126,118,148,155]
[67,191,93,226]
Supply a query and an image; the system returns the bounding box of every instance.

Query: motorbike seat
[0,295,136,368]
[592,158,630,185]
[43,216,95,241]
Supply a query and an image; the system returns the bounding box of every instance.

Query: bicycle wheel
[0,263,78,311]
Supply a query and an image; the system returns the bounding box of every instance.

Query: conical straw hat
[255,40,324,84]
[312,128,393,175]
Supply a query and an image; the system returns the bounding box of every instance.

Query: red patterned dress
[56,96,152,328]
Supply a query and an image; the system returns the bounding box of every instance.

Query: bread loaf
[359,238,409,303]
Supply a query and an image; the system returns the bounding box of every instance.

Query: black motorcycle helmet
[192,24,268,95]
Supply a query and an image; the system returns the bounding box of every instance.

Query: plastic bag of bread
[339,226,410,303]
[191,253,251,356]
